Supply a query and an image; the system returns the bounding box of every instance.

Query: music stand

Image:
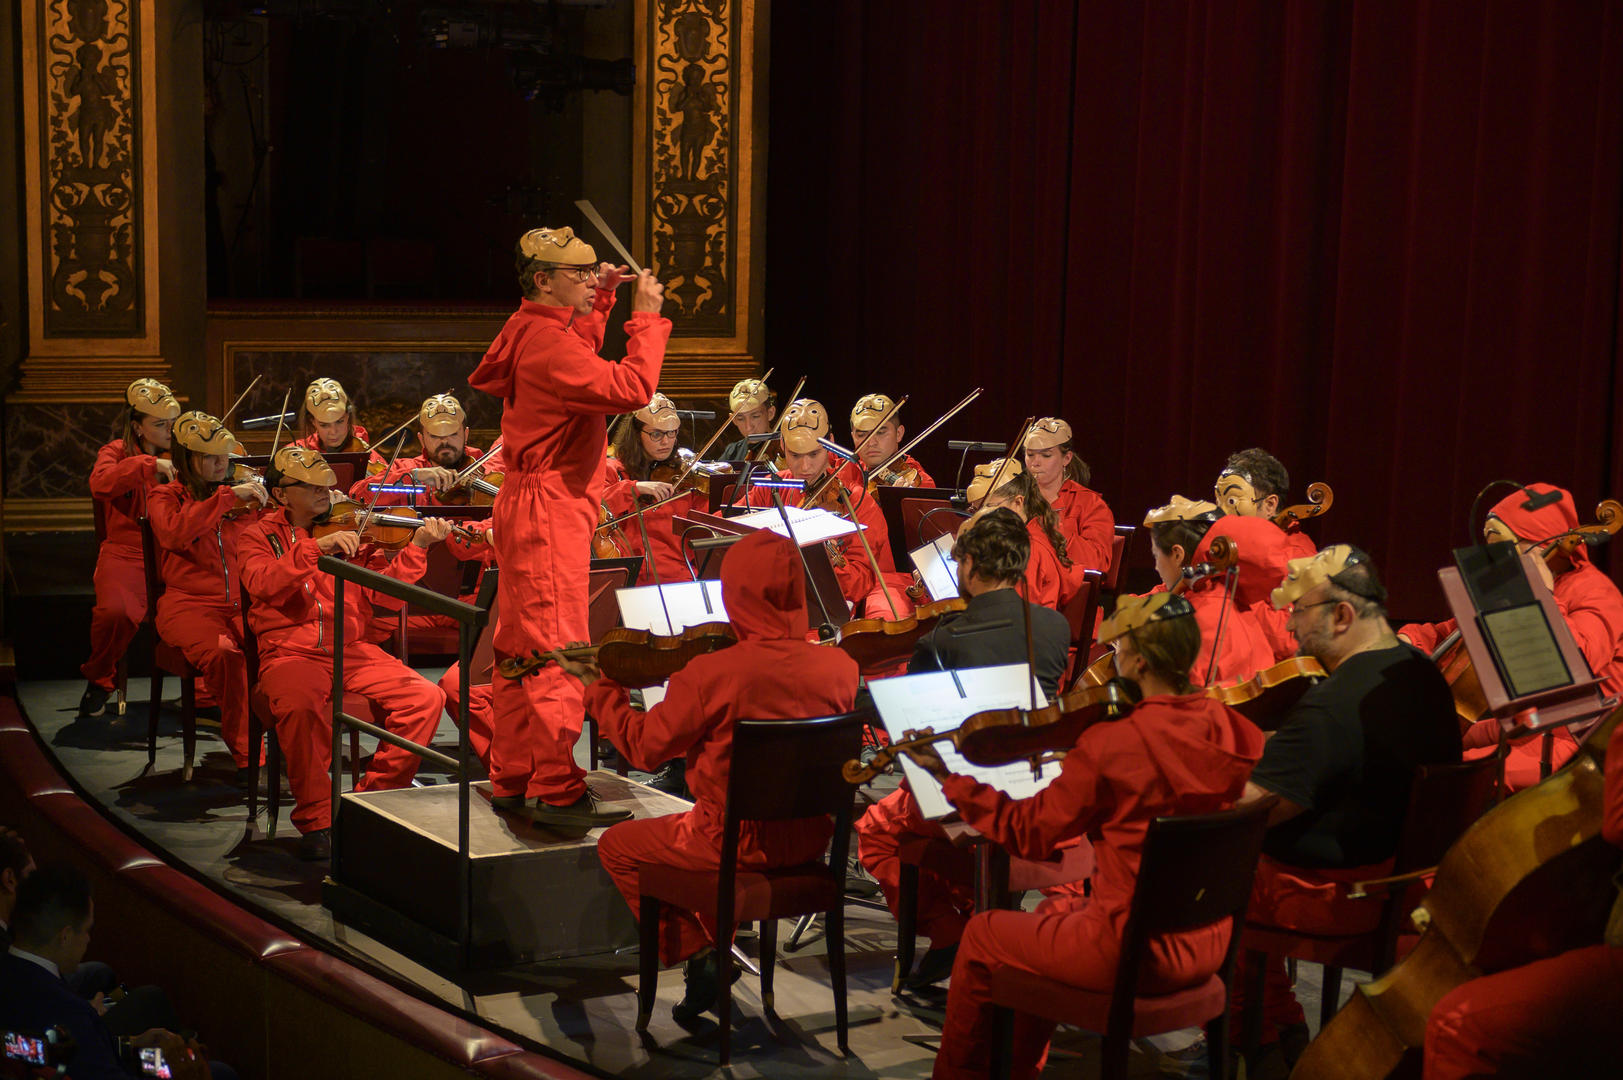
[874,486,955,558]
[681,509,850,626]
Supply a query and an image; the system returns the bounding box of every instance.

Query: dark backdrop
[765,0,1623,619]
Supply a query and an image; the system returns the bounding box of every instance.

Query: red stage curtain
[767,1,1623,615]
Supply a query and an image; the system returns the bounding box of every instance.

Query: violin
[647,448,734,499]
[1273,481,1333,529]
[843,679,1141,784]
[593,500,634,559]
[221,463,268,519]
[1205,655,1327,730]
[496,622,737,689]
[310,504,476,551]
[1292,706,1622,1079]
[835,596,969,675]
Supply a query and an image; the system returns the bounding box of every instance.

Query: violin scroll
[1274,481,1334,528]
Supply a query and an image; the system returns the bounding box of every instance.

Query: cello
[1291,706,1622,1079]
[1273,481,1334,529]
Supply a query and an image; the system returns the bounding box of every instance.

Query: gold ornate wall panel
[634,0,762,368]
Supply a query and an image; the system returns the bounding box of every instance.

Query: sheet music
[909,533,961,601]
[867,664,1052,820]
[731,504,863,545]
[615,580,728,635]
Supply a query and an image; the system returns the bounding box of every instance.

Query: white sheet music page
[909,533,961,601]
[615,579,729,635]
[867,663,1052,820]
[731,504,863,544]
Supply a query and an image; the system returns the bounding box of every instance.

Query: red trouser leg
[437,664,494,769]
[489,479,591,804]
[1424,944,1623,1079]
[257,644,445,833]
[855,788,973,947]
[1463,722,1578,792]
[154,601,253,767]
[82,544,146,688]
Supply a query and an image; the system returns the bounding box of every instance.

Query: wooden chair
[389,539,484,664]
[987,799,1277,1080]
[137,517,204,780]
[585,559,638,773]
[1060,569,1105,688]
[634,710,868,1065]
[1103,524,1134,592]
[902,497,967,550]
[1240,754,1501,1040]
[91,498,129,716]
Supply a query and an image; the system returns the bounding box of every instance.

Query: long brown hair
[609,418,682,479]
[172,445,219,502]
[991,471,1071,567]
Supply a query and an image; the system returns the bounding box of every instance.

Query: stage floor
[14,676,1353,1078]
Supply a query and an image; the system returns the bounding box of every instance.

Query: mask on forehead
[1214,470,1262,516]
[1097,591,1195,647]
[1143,494,1220,527]
[966,458,1024,505]
[272,445,338,488]
[305,378,350,423]
[781,399,830,454]
[850,393,899,434]
[127,378,180,421]
[634,393,682,433]
[418,394,466,437]
[1025,417,1072,452]
[1270,544,1360,610]
[173,412,241,456]
[1483,516,1520,546]
[729,379,770,413]
[518,226,597,267]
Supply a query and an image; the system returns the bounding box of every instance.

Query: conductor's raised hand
[598,262,632,291]
[631,270,665,315]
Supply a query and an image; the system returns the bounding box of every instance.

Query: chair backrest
[725,712,870,824]
[904,498,967,549]
[1393,755,1501,873]
[406,540,467,615]
[1061,569,1104,649]
[1111,798,1275,1022]
[588,562,637,642]
[137,517,165,618]
[1102,524,1134,592]
[466,569,500,684]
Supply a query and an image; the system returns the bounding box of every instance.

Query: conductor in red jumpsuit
[467,225,670,830]
[1399,483,1623,790]
[1213,448,1317,560]
[80,379,181,718]
[900,591,1265,1080]
[238,445,454,861]
[1022,417,1116,575]
[148,412,270,775]
[552,530,860,1021]
[965,458,1076,610]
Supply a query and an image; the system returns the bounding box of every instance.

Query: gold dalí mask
[1097,592,1195,647]
[1025,417,1072,452]
[126,378,181,421]
[634,393,682,433]
[305,378,350,423]
[173,412,241,456]
[729,378,770,413]
[966,458,1024,506]
[1483,516,1520,547]
[271,445,338,489]
[518,226,597,267]
[1270,544,1359,610]
[1143,494,1219,526]
[1214,470,1261,516]
[850,393,899,434]
[418,394,466,437]
[781,399,831,454]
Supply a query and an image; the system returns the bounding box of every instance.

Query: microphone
[1521,488,1564,512]
[746,431,780,443]
[673,409,716,420]
[241,411,298,430]
[947,440,1006,453]
[818,438,857,461]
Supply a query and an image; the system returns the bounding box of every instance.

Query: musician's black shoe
[489,793,529,815]
[1279,1021,1310,1066]
[903,944,959,990]
[76,683,111,719]
[297,828,332,862]
[672,949,739,1023]
[645,759,688,797]
[528,790,632,830]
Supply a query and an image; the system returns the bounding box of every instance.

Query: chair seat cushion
[155,641,201,677]
[639,863,840,922]
[989,967,1227,1037]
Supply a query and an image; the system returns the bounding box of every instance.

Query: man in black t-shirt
[1234,545,1460,1065]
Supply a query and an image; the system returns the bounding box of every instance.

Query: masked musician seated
[1022,417,1116,574]
[898,591,1264,1080]
[238,446,453,862]
[964,459,1077,610]
[1213,447,1316,560]
[1141,496,1276,684]
[298,377,383,466]
[1398,483,1623,791]
[742,398,895,618]
[834,393,936,491]
[602,392,701,586]
[551,530,859,1021]
[1234,546,1460,1064]
[718,377,776,462]
[854,508,1071,990]
[148,412,270,780]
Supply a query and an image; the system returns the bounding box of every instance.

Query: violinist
[1399,483,1623,790]
[834,393,936,491]
[550,530,859,1022]
[1233,546,1459,1069]
[238,445,455,861]
[298,378,382,466]
[900,591,1265,1080]
[601,393,697,585]
[354,393,503,507]
[965,459,1075,610]
[854,507,1074,990]
[717,377,775,462]
[1022,417,1115,574]
[1142,496,1276,684]
[78,378,181,719]
[743,399,894,616]
[1214,447,1316,559]
[466,225,668,831]
[1420,725,1623,1079]
[147,412,269,779]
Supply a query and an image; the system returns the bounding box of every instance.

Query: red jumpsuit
[583,531,860,964]
[1050,479,1116,575]
[467,291,670,805]
[933,694,1265,1080]
[601,455,700,586]
[1422,730,1623,1078]
[238,508,446,834]
[147,483,264,767]
[1400,486,1623,789]
[745,470,893,615]
[299,424,379,458]
[84,440,165,690]
[834,452,936,492]
[1201,515,1300,665]
[347,443,505,505]
[1025,520,1069,611]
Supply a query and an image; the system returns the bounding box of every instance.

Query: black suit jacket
[0,951,127,1080]
[909,587,1071,699]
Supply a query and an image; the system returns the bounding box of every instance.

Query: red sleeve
[939,745,1107,861]
[584,672,709,771]
[1397,619,1456,656]
[1072,493,1116,574]
[89,443,157,499]
[149,484,236,549]
[239,527,321,604]
[1552,573,1623,688]
[547,313,669,412]
[1604,729,1623,848]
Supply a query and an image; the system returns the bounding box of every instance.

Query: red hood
[467,301,572,401]
[1193,515,1294,608]
[1491,484,1587,566]
[1137,694,1265,796]
[723,530,809,641]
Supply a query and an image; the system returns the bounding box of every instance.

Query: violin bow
[765,485,841,637]
[869,388,983,486]
[832,482,901,620]
[218,374,262,425]
[452,436,503,485]
[268,389,293,461]
[981,415,1036,503]
[674,366,775,489]
[750,375,807,463]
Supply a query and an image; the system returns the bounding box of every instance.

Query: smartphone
[139,1046,174,1078]
[2,1031,48,1065]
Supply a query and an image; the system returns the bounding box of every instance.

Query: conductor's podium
[324,771,688,971]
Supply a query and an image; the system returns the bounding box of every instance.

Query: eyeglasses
[548,266,599,283]
[645,429,679,441]
[1287,599,1338,617]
